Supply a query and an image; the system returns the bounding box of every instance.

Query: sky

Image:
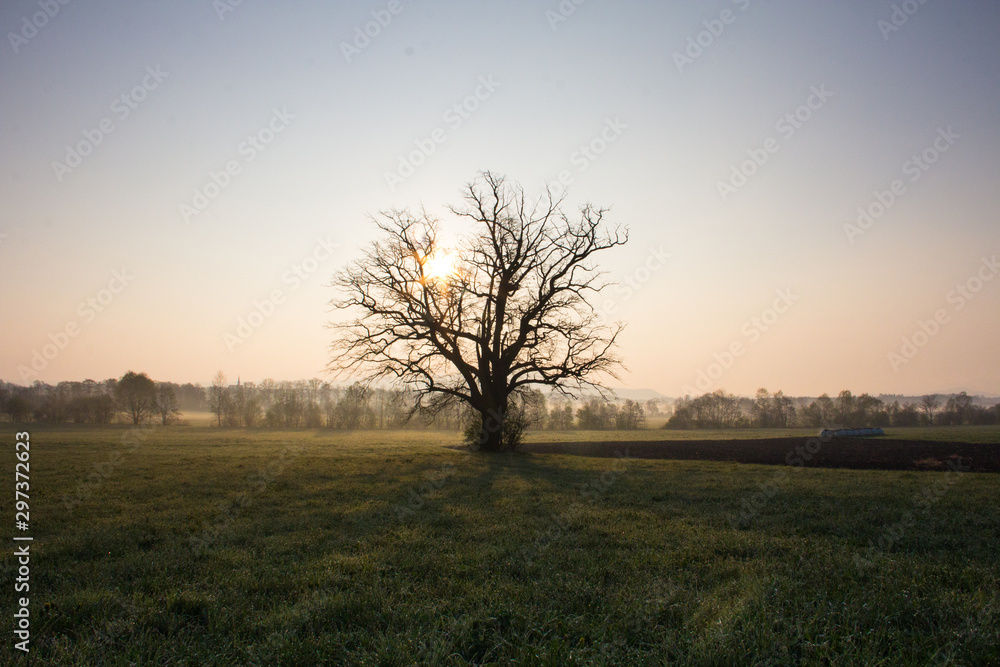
[1,0,998,398]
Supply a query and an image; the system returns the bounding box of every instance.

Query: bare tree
[920,394,940,425]
[771,390,796,427]
[210,370,227,427]
[752,388,772,427]
[616,399,646,430]
[329,172,627,451]
[547,401,575,430]
[237,383,263,427]
[154,383,181,426]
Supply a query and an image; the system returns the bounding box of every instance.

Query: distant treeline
[1,376,997,430]
[666,389,1000,429]
[0,374,460,429]
[0,372,652,430]
[0,377,206,425]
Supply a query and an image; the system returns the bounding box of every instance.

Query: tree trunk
[474,395,508,452]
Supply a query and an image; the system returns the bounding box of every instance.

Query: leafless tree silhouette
[329,172,628,451]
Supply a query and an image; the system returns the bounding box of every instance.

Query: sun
[422,250,457,283]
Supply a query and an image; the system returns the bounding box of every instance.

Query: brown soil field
[519,437,1000,472]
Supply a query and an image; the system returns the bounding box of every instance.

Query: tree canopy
[329,172,628,451]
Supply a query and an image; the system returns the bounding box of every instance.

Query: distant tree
[331,382,374,429]
[258,378,278,409]
[5,393,33,423]
[577,397,615,430]
[645,398,662,417]
[834,390,856,426]
[801,394,835,427]
[520,389,548,430]
[967,404,998,426]
[175,383,208,412]
[941,392,973,425]
[548,401,575,430]
[747,388,796,428]
[827,390,886,427]
[920,394,940,425]
[238,384,263,427]
[664,396,695,429]
[615,399,645,430]
[36,383,71,422]
[220,382,261,427]
[892,402,920,427]
[686,390,742,428]
[265,403,284,428]
[771,390,796,427]
[371,387,409,429]
[303,401,324,428]
[752,388,772,427]
[210,370,227,427]
[67,395,90,424]
[221,391,240,427]
[66,393,115,424]
[92,394,116,424]
[154,383,181,426]
[115,371,157,425]
[267,384,305,427]
[856,393,886,426]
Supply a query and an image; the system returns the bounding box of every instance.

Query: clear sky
[1,0,998,397]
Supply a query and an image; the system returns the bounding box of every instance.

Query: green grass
[2,425,998,665]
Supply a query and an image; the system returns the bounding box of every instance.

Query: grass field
[3,425,998,665]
